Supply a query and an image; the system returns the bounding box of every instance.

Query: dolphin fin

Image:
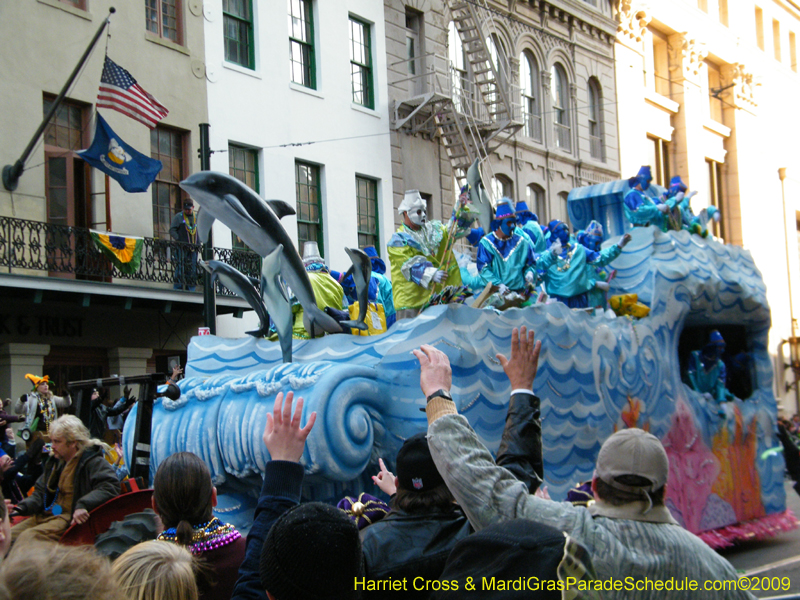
[340,320,368,331]
[197,210,215,243]
[266,199,297,220]
[245,321,272,338]
[223,194,261,228]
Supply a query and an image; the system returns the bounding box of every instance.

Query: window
[774,19,782,61]
[43,97,89,232]
[229,144,259,249]
[557,192,570,224]
[289,0,315,88]
[705,159,725,239]
[145,0,180,44]
[448,21,469,112]
[526,184,546,222]
[705,61,724,123]
[151,126,186,240]
[491,175,512,201]
[486,35,508,112]
[551,63,570,152]
[519,51,542,142]
[295,161,323,257]
[223,0,254,68]
[350,17,373,109]
[588,78,604,161]
[644,28,670,96]
[646,135,670,188]
[356,176,379,250]
[755,7,764,51]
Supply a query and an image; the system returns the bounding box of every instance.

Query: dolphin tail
[340,319,368,331]
[245,321,272,338]
[302,304,344,336]
[197,209,215,243]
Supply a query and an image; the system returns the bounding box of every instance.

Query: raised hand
[371,458,397,496]
[412,345,453,399]
[495,326,541,391]
[263,391,317,463]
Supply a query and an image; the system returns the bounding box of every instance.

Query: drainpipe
[779,167,799,413]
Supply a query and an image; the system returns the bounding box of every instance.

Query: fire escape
[391,0,523,184]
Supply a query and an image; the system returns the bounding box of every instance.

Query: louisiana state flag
[78,113,162,193]
[91,230,143,274]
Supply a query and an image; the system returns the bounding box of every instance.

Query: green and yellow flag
[91,230,143,274]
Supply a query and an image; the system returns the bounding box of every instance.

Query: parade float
[124,175,795,548]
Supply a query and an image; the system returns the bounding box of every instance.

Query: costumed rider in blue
[476,198,537,297]
[514,200,547,254]
[330,245,396,331]
[686,330,735,414]
[624,165,668,229]
[576,220,615,310]
[539,219,631,308]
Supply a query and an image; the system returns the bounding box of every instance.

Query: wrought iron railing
[0,216,261,296]
[590,135,605,161]
[554,123,572,153]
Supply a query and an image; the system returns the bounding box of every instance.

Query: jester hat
[25,373,50,391]
[628,166,653,190]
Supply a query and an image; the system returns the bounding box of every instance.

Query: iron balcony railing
[590,135,605,161]
[523,112,543,143]
[554,123,572,153]
[0,216,262,296]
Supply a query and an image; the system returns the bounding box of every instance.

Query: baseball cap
[595,428,668,493]
[396,432,444,492]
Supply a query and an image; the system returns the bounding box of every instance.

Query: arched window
[519,51,542,141]
[526,184,546,222]
[557,191,570,224]
[491,174,512,201]
[485,34,508,115]
[551,64,571,152]
[588,78,604,161]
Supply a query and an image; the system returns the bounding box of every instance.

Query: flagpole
[2,7,116,192]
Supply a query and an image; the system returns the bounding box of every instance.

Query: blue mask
[499,218,517,237]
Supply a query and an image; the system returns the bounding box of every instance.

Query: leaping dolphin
[260,244,293,363]
[339,248,371,331]
[197,259,271,338]
[466,158,492,234]
[179,171,342,337]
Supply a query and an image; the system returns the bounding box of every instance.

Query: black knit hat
[259,502,364,600]
[396,432,444,492]
[433,519,596,599]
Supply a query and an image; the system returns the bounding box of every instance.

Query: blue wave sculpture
[125,225,785,536]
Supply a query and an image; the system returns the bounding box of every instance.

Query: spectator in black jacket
[359,326,545,597]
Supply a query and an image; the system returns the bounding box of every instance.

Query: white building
[200,0,393,337]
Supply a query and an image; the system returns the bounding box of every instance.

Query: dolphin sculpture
[197,259,271,338]
[260,244,294,363]
[338,247,371,331]
[466,158,493,234]
[179,171,342,337]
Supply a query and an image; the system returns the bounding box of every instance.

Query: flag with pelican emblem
[90,230,144,274]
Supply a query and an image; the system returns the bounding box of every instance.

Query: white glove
[594,281,610,291]
[497,284,510,296]
[432,269,447,283]
[657,203,669,214]
[524,271,535,285]
[550,239,563,256]
[685,190,698,200]
[618,233,631,249]
[673,191,685,203]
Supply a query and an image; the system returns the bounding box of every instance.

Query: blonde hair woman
[113,540,199,600]
[8,415,119,544]
[13,374,71,440]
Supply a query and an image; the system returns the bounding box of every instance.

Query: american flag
[97,56,169,129]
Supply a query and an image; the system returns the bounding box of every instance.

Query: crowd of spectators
[0,330,758,599]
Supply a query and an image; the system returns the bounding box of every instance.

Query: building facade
[200,0,393,337]
[385,0,620,232]
[0,0,222,402]
[613,0,800,412]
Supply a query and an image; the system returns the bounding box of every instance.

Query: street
[723,481,800,597]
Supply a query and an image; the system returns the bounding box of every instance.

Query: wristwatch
[426,389,453,403]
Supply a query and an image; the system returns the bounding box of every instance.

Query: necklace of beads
[183,214,197,243]
[157,517,241,554]
[556,244,576,272]
[35,393,57,432]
